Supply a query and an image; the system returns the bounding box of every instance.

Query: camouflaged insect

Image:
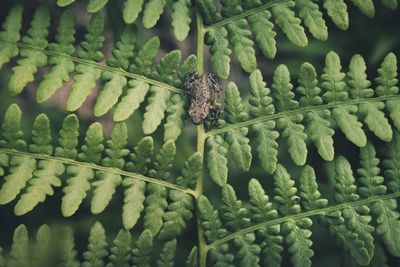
[184,71,223,125]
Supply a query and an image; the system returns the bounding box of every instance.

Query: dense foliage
[0,0,399,266]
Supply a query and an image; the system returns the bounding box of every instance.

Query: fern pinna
[0,0,400,267]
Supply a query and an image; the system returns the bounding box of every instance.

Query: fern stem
[0,39,183,94]
[195,13,208,267]
[0,148,195,195]
[206,94,400,136]
[203,0,291,31]
[206,192,400,250]
[196,13,205,74]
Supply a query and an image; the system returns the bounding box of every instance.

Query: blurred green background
[0,0,400,266]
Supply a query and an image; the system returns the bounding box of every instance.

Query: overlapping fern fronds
[0,103,201,239]
[197,0,398,78]
[206,51,399,186]
[199,138,400,266]
[0,221,198,267]
[57,0,193,41]
[0,5,194,139]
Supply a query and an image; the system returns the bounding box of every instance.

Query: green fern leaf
[158,190,193,239]
[14,160,65,216]
[36,10,75,103]
[157,239,177,267]
[357,143,400,257]
[55,114,79,159]
[94,73,127,117]
[209,244,234,267]
[130,37,160,75]
[0,104,27,150]
[227,19,257,73]
[62,166,94,217]
[8,5,50,96]
[195,0,221,24]
[144,184,168,236]
[153,50,181,84]
[82,222,108,267]
[248,69,275,117]
[66,14,104,111]
[299,165,329,210]
[221,184,250,230]
[376,53,398,97]
[107,230,131,267]
[0,153,8,177]
[350,0,375,18]
[331,156,375,263]
[90,172,122,214]
[57,0,75,7]
[221,0,242,16]
[91,123,128,214]
[0,156,36,205]
[205,27,231,79]
[32,225,53,267]
[232,234,260,267]
[383,131,400,192]
[206,135,228,186]
[225,128,252,171]
[348,54,392,141]
[277,115,307,166]
[87,0,108,12]
[268,70,303,173]
[132,230,153,267]
[164,94,186,142]
[381,0,398,9]
[78,122,105,164]
[253,122,279,174]
[0,5,23,68]
[126,136,154,174]
[322,0,349,30]
[271,2,308,47]
[176,152,202,189]
[185,247,198,267]
[122,179,146,229]
[295,0,328,41]
[143,140,176,235]
[61,122,103,216]
[198,195,228,243]
[248,11,276,59]
[142,86,170,135]
[29,114,53,155]
[248,179,283,267]
[123,0,144,24]
[142,0,166,28]
[322,51,366,146]
[54,226,79,267]
[172,0,192,41]
[113,80,150,122]
[298,62,334,160]
[8,225,29,267]
[273,164,313,267]
[176,54,197,83]
[148,140,176,180]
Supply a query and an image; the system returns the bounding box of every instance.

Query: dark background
[0,0,399,266]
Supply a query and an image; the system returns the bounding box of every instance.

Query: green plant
[0,0,399,266]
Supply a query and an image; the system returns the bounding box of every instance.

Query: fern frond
[82,221,108,267]
[8,225,29,267]
[206,52,400,185]
[0,5,194,139]
[157,239,177,267]
[0,5,22,68]
[131,229,153,267]
[197,0,398,78]
[8,5,50,96]
[107,230,131,267]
